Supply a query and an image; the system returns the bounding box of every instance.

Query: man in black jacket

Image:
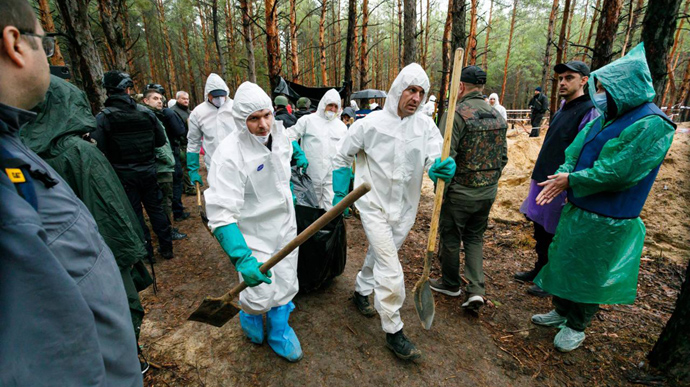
[171,90,195,195]
[528,87,548,135]
[274,95,297,127]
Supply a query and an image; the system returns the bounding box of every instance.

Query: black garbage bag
[291,167,347,293]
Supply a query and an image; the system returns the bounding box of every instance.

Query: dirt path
[141,173,685,386]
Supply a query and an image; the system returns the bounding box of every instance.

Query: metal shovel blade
[188,296,241,327]
[413,278,435,330]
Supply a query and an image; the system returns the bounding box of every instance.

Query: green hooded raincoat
[534,44,676,305]
[20,75,153,339]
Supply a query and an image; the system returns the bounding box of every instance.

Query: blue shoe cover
[266,302,303,362]
[239,311,264,344]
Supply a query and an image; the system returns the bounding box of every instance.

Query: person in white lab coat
[288,89,347,210]
[186,73,236,186]
[204,81,309,362]
[331,64,457,361]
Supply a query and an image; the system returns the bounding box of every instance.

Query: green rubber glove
[332,167,353,215]
[187,152,204,187]
[292,141,309,172]
[290,180,296,205]
[213,224,272,287]
[428,157,457,184]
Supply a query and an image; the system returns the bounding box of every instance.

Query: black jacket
[529,93,548,114]
[275,108,297,128]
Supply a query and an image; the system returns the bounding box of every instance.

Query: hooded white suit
[187,73,236,167]
[287,89,347,210]
[489,93,508,121]
[205,82,299,314]
[422,95,436,116]
[332,64,443,333]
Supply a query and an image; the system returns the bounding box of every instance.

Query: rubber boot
[239,311,264,344]
[266,302,303,362]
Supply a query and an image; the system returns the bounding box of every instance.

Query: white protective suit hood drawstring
[316,89,342,121]
[383,63,430,119]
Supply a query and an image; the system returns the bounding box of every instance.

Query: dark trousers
[438,196,496,296]
[533,222,554,273]
[119,170,173,254]
[172,149,185,217]
[553,296,599,332]
[531,112,544,129]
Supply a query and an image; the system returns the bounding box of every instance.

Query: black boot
[353,291,376,317]
[514,269,538,282]
[386,330,422,360]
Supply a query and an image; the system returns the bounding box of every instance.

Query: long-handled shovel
[196,182,213,236]
[188,182,371,327]
[413,47,465,330]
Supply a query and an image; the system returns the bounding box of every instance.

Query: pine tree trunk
[661,1,688,107]
[37,0,65,66]
[467,0,478,66]
[344,0,356,103]
[238,0,257,82]
[319,0,328,85]
[590,0,623,71]
[225,0,236,85]
[289,0,299,81]
[437,0,453,123]
[676,58,690,107]
[333,0,341,84]
[403,0,416,65]
[620,0,636,57]
[541,0,559,91]
[563,0,576,60]
[550,0,571,115]
[210,0,227,78]
[197,0,212,74]
[120,0,139,88]
[398,0,403,70]
[581,0,601,61]
[97,0,128,70]
[142,12,158,82]
[359,0,369,90]
[156,0,178,92]
[482,0,494,69]
[423,0,430,69]
[648,260,690,383]
[265,0,282,94]
[575,0,589,50]
[501,0,518,102]
[640,0,683,102]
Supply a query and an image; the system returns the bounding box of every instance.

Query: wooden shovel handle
[220,182,371,302]
[196,182,202,207]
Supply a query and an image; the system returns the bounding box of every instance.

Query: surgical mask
[324,111,337,121]
[211,96,225,108]
[253,133,270,145]
[593,92,607,112]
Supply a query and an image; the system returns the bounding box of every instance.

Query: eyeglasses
[19,31,55,58]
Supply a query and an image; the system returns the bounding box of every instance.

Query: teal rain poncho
[534,44,676,305]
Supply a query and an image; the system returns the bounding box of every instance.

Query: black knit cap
[460,66,487,85]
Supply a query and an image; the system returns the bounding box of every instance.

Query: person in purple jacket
[515,61,599,297]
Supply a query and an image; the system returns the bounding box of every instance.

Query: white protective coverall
[205,81,299,314]
[422,95,437,117]
[287,89,347,210]
[489,93,508,121]
[332,64,443,333]
[187,73,236,167]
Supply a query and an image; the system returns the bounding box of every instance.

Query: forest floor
[140,123,689,387]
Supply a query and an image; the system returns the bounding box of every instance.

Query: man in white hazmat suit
[205,81,309,362]
[288,89,347,210]
[332,64,457,360]
[488,93,508,121]
[422,95,437,117]
[186,73,236,187]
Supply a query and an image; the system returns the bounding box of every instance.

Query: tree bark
[437,0,453,123]
[238,0,256,82]
[660,0,688,107]
[359,0,369,89]
[620,0,636,58]
[398,0,403,70]
[225,0,236,84]
[97,0,127,70]
[563,0,576,60]
[467,0,478,66]
[541,0,559,92]
[289,0,299,81]
[182,23,199,103]
[575,0,589,50]
[482,0,494,69]
[422,0,431,69]
[265,0,282,94]
[590,0,623,71]
[55,0,106,113]
[403,0,416,65]
[676,58,690,108]
[120,0,139,88]
[640,0,683,102]
[581,0,601,61]
[155,0,178,92]
[197,0,212,74]
[142,12,158,82]
[319,0,328,85]
[550,0,571,115]
[648,260,690,383]
[37,0,65,66]
[344,0,356,103]
[501,0,518,102]
[210,0,227,78]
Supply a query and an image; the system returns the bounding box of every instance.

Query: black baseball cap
[209,89,228,97]
[554,60,590,76]
[460,66,487,85]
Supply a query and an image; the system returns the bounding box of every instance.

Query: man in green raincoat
[530,43,676,352]
[20,75,154,370]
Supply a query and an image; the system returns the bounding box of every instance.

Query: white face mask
[211,96,225,108]
[324,110,337,121]
[253,134,270,145]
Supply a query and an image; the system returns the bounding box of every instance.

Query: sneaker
[554,326,586,352]
[514,269,538,282]
[353,291,376,317]
[531,310,567,327]
[138,350,150,375]
[527,284,551,298]
[386,329,422,360]
[174,212,191,222]
[429,278,462,297]
[172,229,187,240]
[461,294,485,310]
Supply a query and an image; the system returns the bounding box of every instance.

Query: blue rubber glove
[187,152,204,187]
[332,167,353,215]
[428,157,457,184]
[291,141,309,172]
[213,224,272,287]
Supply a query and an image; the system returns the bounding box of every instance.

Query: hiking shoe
[531,310,567,327]
[429,278,462,297]
[514,269,538,282]
[174,212,191,222]
[527,284,551,298]
[461,294,485,310]
[386,330,422,361]
[554,326,586,352]
[353,291,376,317]
[172,229,187,240]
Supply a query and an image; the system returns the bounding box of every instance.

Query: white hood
[204,73,230,97]
[316,89,342,119]
[231,81,274,133]
[383,63,430,118]
[489,93,502,107]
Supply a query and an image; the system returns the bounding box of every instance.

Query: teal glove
[187,152,204,187]
[428,157,457,184]
[290,181,296,205]
[292,141,309,171]
[332,167,353,215]
[213,224,272,287]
